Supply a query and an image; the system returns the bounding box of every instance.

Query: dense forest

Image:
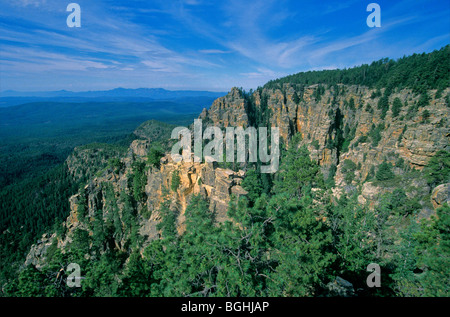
[3,136,449,297]
[1,46,449,297]
[0,106,196,292]
[265,45,450,95]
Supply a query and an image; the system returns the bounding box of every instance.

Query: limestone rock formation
[201,85,449,193]
[199,87,249,128]
[431,183,450,209]
[24,233,57,269]
[24,83,450,267]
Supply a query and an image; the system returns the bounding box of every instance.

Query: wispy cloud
[199,49,231,54]
[1,0,449,91]
[13,0,47,7]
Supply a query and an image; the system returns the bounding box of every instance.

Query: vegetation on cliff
[1,46,449,297]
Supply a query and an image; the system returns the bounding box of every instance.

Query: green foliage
[389,188,421,216]
[423,150,450,188]
[170,170,181,192]
[376,162,395,181]
[157,190,178,242]
[353,135,368,148]
[417,93,430,108]
[341,125,356,153]
[395,157,405,169]
[368,123,385,147]
[241,168,264,204]
[109,157,124,174]
[4,46,450,298]
[265,193,334,296]
[421,109,430,123]
[325,164,337,188]
[341,159,357,184]
[120,191,141,250]
[348,97,356,111]
[131,161,147,203]
[71,228,91,255]
[377,95,390,120]
[266,145,334,296]
[147,146,165,169]
[273,137,324,198]
[311,139,320,150]
[392,204,450,296]
[313,84,326,102]
[76,186,88,222]
[371,89,382,99]
[265,45,450,94]
[292,91,301,104]
[365,103,373,114]
[0,163,80,290]
[329,195,377,287]
[414,204,450,296]
[397,125,407,143]
[391,97,403,118]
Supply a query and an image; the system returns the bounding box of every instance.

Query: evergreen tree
[423,150,449,188]
[392,97,403,117]
[241,168,263,204]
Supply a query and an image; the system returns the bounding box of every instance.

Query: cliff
[25,84,450,269]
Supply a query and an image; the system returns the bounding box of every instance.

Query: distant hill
[0,88,226,107]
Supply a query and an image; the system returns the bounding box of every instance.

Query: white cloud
[14,0,47,7]
[199,49,232,54]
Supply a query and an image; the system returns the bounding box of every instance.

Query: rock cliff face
[199,87,249,128]
[140,145,247,239]
[25,138,248,262]
[25,84,449,266]
[202,85,449,187]
[432,183,450,209]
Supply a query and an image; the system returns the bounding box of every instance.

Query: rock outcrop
[141,152,247,238]
[431,183,450,209]
[199,87,249,128]
[42,138,248,257]
[24,84,449,267]
[201,85,449,190]
[24,233,57,269]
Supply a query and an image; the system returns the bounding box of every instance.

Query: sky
[0,0,449,92]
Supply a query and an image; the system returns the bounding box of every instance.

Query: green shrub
[423,150,450,187]
[392,97,403,117]
[108,158,124,174]
[171,170,181,192]
[326,164,337,188]
[376,162,395,181]
[369,123,385,147]
[311,139,320,150]
[421,109,430,123]
[417,93,430,108]
[395,157,405,169]
[378,95,390,119]
[341,159,357,184]
[147,147,165,169]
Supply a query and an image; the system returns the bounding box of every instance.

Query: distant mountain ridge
[1,87,226,99]
[0,88,227,108]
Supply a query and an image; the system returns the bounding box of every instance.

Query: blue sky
[0,0,449,92]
